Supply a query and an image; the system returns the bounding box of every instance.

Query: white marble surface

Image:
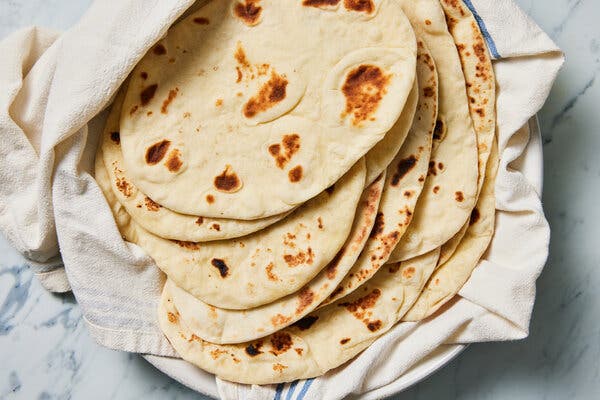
[1,0,598,399]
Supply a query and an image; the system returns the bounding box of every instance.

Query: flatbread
[98,158,366,310]
[389,0,479,262]
[166,174,385,344]
[159,249,440,384]
[402,140,499,322]
[120,0,417,219]
[320,38,437,306]
[432,0,498,264]
[364,80,418,185]
[102,89,292,242]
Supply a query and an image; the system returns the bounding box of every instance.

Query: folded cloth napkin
[0,0,562,399]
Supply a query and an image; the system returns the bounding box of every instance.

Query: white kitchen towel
[0,0,562,399]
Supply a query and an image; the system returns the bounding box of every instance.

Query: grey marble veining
[1,1,599,399]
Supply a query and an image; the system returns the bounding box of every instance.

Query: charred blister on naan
[292,315,319,330]
[116,177,133,197]
[455,191,464,202]
[283,247,314,267]
[271,314,291,327]
[302,0,341,9]
[295,288,315,314]
[145,140,171,165]
[268,134,301,169]
[233,0,263,26]
[339,288,380,319]
[340,338,351,345]
[326,248,345,279]
[173,240,201,250]
[110,131,120,144]
[211,258,229,277]
[265,262,279,281]
[144,196,161,211]
[288,165,303,183]
[269,332,293,356]
[140,84,158,107]
[342,64,390,126]
[243,71,288,118]
[245,341,263,356]
[214,165,243,193]
[161,88,179,114]
[153,44,167,56]
[165,149,183,172]
[433,118,446,142]
[344,0,375,14]
[210,223,221,231]
[401,266,416,280]
[391,155,418,186]
[193,17,210,25]
[370,212,385,238]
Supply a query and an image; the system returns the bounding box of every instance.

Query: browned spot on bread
[438,162,444,170]
[193,17,210,24]
[370,212,385,238]
[271,332,293,356]
[244,71,288,118]
[144,197,161,211]
[235,44,250,69]
[211,258,229,277]
[283,247,314,267]
[211,223,221,231]
[326,248,345,279]
[292,315,319,330]
[206,195,215,204]
[174,240,201,250]
[215,98,223,107]
[425,19,432,25]
[146,140,171,165]
[116,177,132,197]
[317,217,324,230]
[265,262,278,281]
[402,266,416,279]
[245,341,263,356]
[165,149,183,172]
[153,44,166,56]
[273,363,287,373]
[392,155,417,186]
[234,0,262,26]
[302,0,340,8]
[339,289,381,315]
[367,320,382,331]
[210,349,228,360]
[418,175,425,183]
[342,65,390,126]
[140,84,158,106]
[161,88,179,114]
[167,312,178,323]
[433,185,440,194]
[455,191,464,202]
[470,207,480,225]
[344,0,374,13]
[110,131,120,144]
[288,165,303,183]
[269,134,300,169]
[195,217,204,225]
[214,165,242,193]
[236,67,243,83]
[129,105,139,115]
[271,314,291,327]
[140,72,148,80]
[340,338,351,344]
[423,86,435,97]
[296,288,315,314]
[428,161,438,176]
[295,348,303,355]
[404,190,413,198]
[433,119,445,141]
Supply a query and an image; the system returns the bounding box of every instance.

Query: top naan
[120,0,416,219]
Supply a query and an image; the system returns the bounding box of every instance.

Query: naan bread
[119,0,416,219]
[438,222,468,265]
[158,249,440,384]
[402,140,498,322]
[389,0,479,262]
[99,158,366,310]
[102,89,291,242]
[165,174,385,344]
[321,38,437,306]
[364,80,418,185]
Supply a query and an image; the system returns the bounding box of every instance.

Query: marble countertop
[1,1,598,399]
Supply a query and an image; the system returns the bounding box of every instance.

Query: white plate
[144,117,543,399]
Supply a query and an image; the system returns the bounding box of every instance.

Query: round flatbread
[402,140,498,322]
[102,89,292,242]
[158,249,440,385]
[97,156,366,310]
[389,0,479,262]
[320,38,437,306]
[166,174,385,344]
[119,0,416,219]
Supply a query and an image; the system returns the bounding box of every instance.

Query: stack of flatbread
[95,0,498,385]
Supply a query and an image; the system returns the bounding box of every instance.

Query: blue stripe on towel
[285,380,300,400]
[462,0,501,59]
[274,383,285,400]
[296,379,315,400]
